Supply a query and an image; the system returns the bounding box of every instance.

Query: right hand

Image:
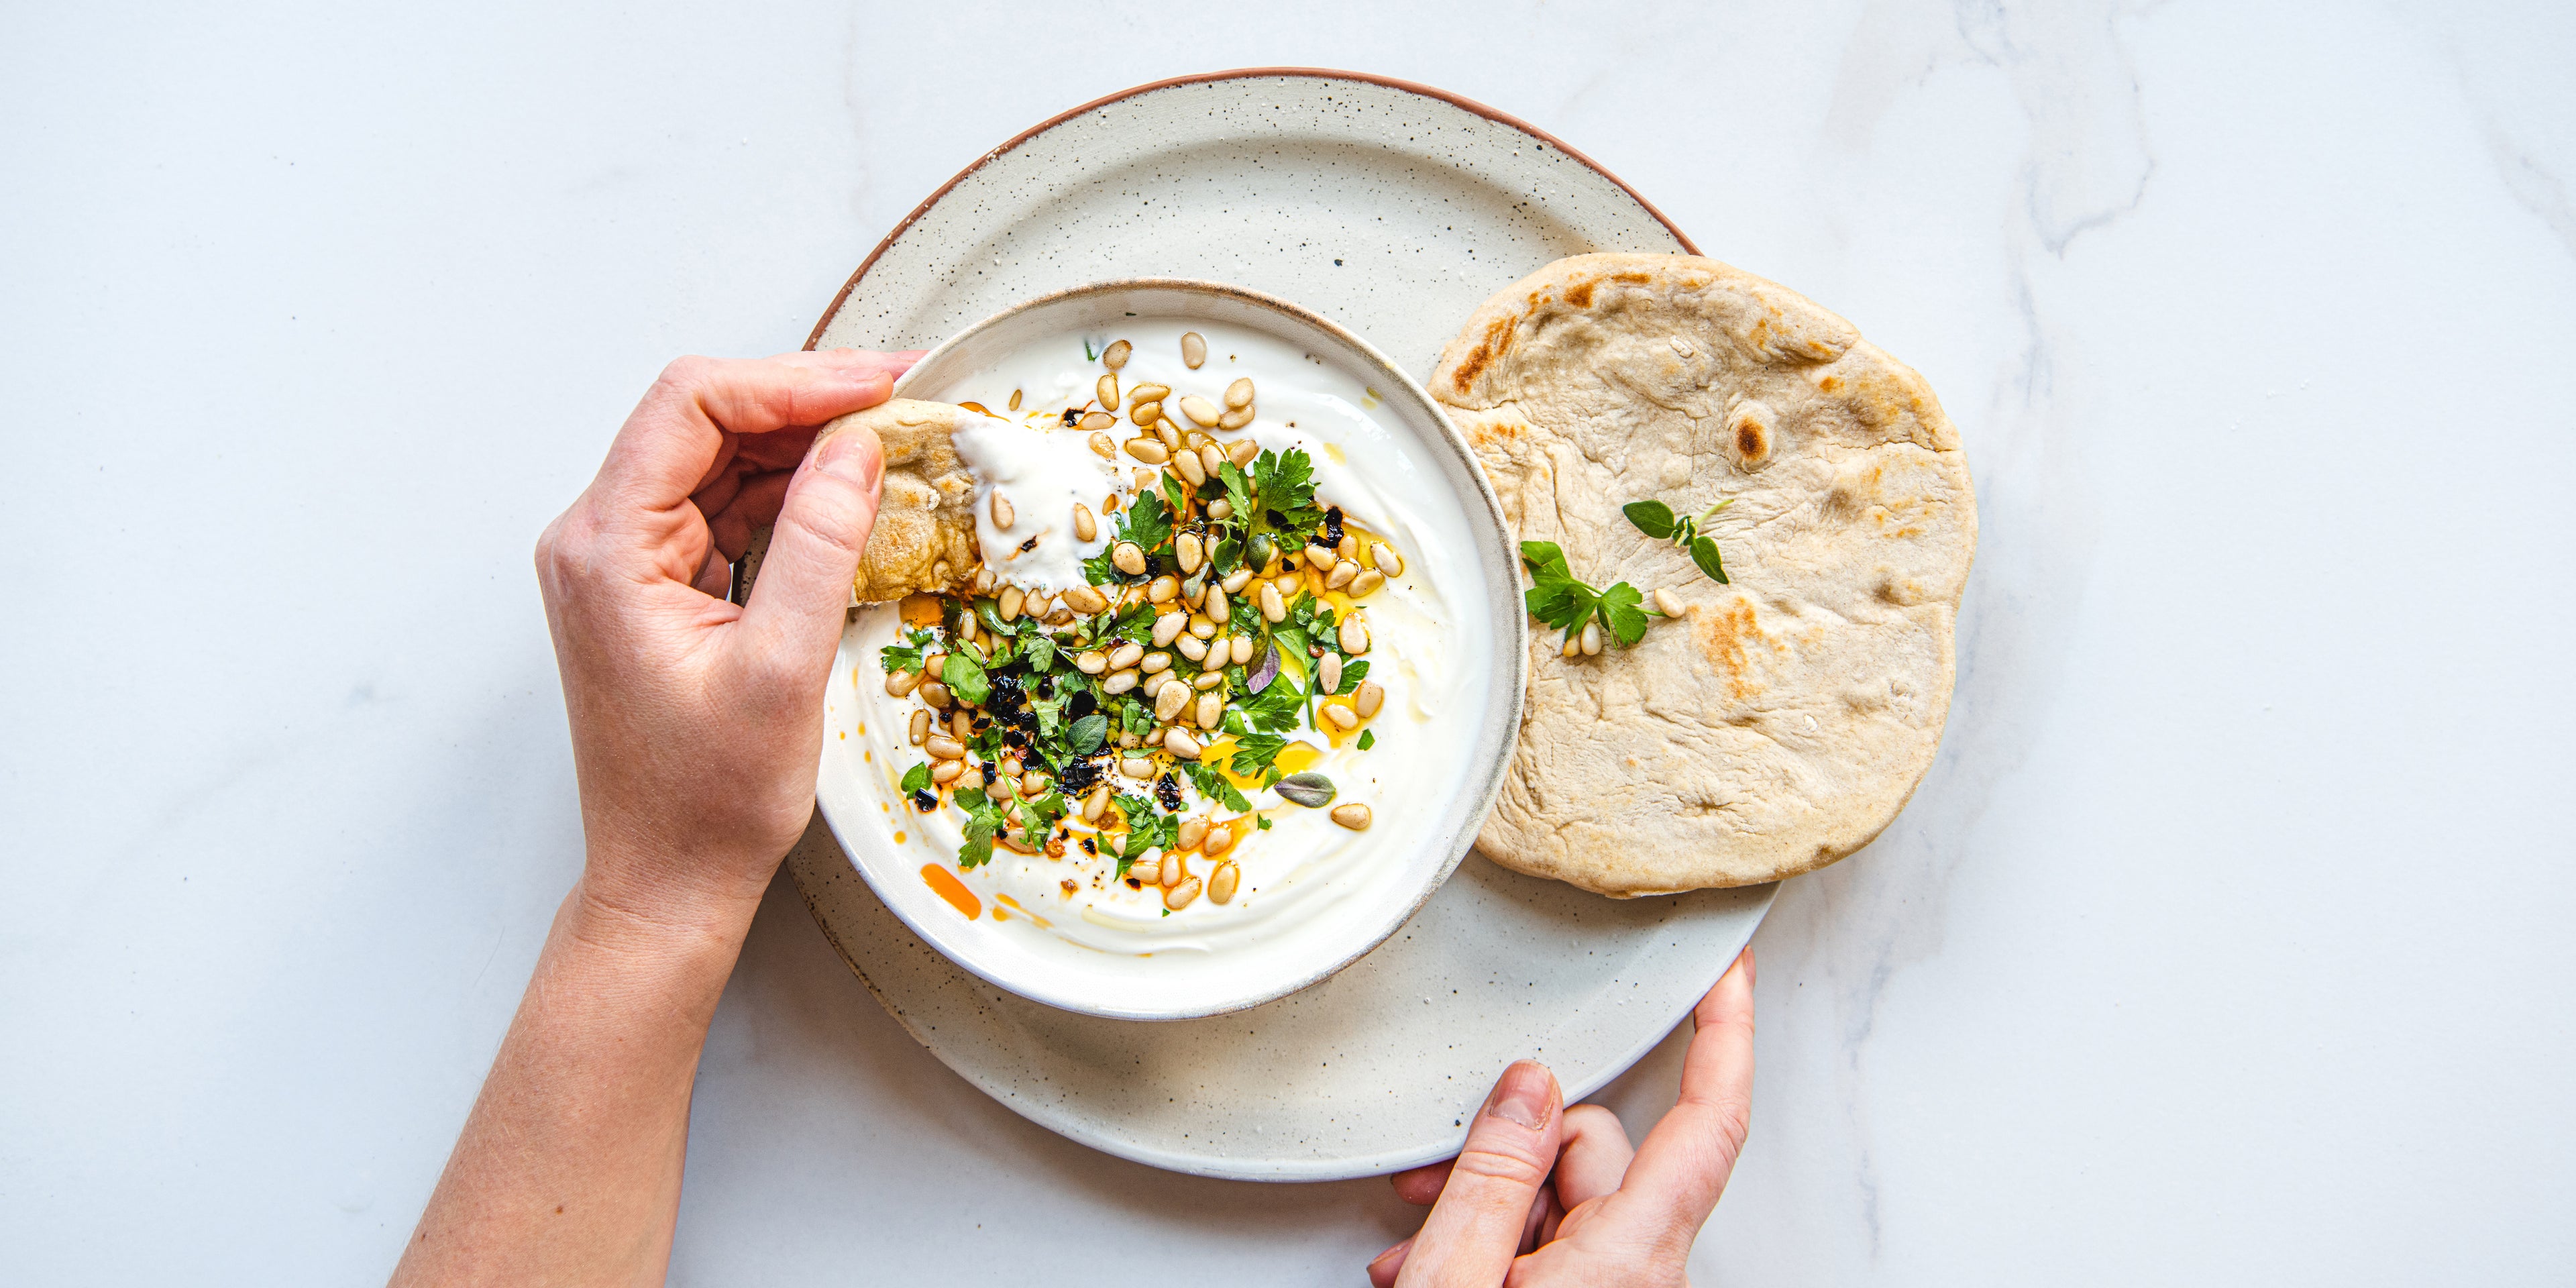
[1368,948,1756,1287]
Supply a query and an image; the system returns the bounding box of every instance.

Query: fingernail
[814,431,881,489]
[1485,1061,1554,1130]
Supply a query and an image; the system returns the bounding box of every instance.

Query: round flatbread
[815,398,982,602]
[1430,254,1976,894]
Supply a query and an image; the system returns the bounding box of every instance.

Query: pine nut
[1082,786,1110,822]
[908,709,931,745]
[1654,588,1684,616]
[1325,561,1358,590]
[1194,692,1221,729]
[1182,616,1210,641]
[1191,445,1219,480]
[1249,582,1279,623]
[1178,395,1220,427]
[1165,728,1203,760]
[1208,862,1240,903]
[1203,824,1234,856]
[1218,407,1254,430]
[1176,532,1204,574]
[998,586,1024,621]
[1206,498,1233,520]
[1176,818,1208,851]
[1155,680,1188,721]
[1158,850,1185,888]
[1142,575,1174,604]
[1079,411,1116,433]
[1223,377,1253,410]
[1144,651,1175,674]
[1322,704,1358,731]
[1330,804,1371,830]
[1073,503,1097,542]
[1143,612,1181,649]
[1337,535,1358,561]
[1021,771,1049,796]
[1164,876,1201,910]
[1339,614,1369,654]
[918,680,953,709]
[1177,634,1209,662]
[1350,570,1385,597]
[1173,450,1206,487]
[1319,653,1342,695]
[1123,438,1169,464]
[1075,650,1109,676]
[1354,680,1385,718]
[1561,633,1581,658]
[1104,669,1140,695]
[1132,400,1162,427]
[1228,439,1260,467]
[1089,433,1115,458]
[1097,374,1119,412]
[1008,388,1023,411]
[1112,542,1147,575]
[1104,339,1131,370]
[957,610,978,644]
[957,765,986,792]
[1205,588,1230,625]
[1371,542,1403,577]
[885,669,920,698]
[950,708,973,738]
[1157,419,1183,451]
[1133,468,1157,492]
[1121,757,1156,780]
[1129,382,1169,406]
[1580,621,1603,655]
[931,759,963,784]
[1180,331,1206,368]
[1193,672,1223,690]
[1000,754,1024,780]
[1305,544,1338,574]
[1109,641,1144,669]
[1024,590,1052,617]
[1230,635,1254,664]
[926,736,966,760]
[1220,568,1253,594]
[1062,584,1108,614]
[989,492,1016,531]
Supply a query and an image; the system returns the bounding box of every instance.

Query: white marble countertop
[7,3,2573,1283]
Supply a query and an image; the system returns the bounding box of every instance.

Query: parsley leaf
[941,651,990,706]
[1356,729,1375,750]
[900,763,930,794]
[1183,761,1252,812]
[879,627,936,675]
[1226,733,1291,778]
[1240,676,1307,733]
[1519,540,1652,649]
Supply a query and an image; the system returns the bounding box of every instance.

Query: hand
[534,349,917,926]
[1369,949,1756,1287]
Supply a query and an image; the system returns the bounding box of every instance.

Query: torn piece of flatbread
[812,398,982,602]
[1431,254,1977,895]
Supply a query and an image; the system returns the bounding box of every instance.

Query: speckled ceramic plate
[790,68,1775,1181]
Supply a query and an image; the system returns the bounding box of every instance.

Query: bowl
[814,278,1525,1019]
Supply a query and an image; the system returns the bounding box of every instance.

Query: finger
[596,355,893,508]
[1366,1236,1412,1288]
[1390,1159,1454,1206]
[731,423,884,687]
[1552,1104,1637,1213]
[1516,1184,1554,1254]
[1529,1185,1564,1250]
[703,471,794,564]
[1394,1060,1562,1287]
[1621,947,1756,1234]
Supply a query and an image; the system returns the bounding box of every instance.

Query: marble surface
[5,2,2573,1283]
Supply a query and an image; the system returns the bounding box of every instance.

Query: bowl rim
[813,275,1529,1020]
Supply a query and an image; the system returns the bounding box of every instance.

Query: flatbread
[1430,254,1976,894]
[814,398,981,602]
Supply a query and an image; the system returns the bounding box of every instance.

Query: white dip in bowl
[815,280,1523,1020]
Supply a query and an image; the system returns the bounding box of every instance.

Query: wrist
[572,841,769,959]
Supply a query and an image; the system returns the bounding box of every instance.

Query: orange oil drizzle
[921,864,980,920]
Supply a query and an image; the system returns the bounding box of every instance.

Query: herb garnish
[1521,541,1649,648]
[1622,498,1731,587]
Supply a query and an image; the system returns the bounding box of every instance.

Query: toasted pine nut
[1133,468,1157,492]
[1173,450,1206,487]
[1205,588,1230,625]
[1001,755,1024,781]
[1082,786,1110,822]
[1208,862,1240,903]
[1562,633,1581,658]
[1371,542,1404,577]
[1132,399,1162,427]
[971,566,994,594]
[885,669,920,698]
[908,709,931,745]
[1353,680,1385,718]
[1104,339,1131,370]
[1305,544,1338,574]
[1218,406,1254,430]
[1147,575,1179,604]
[1129,382,1169,406]
[1089,432,1114,458]
[1008,388,1024,411]
[1104,669,1140,695]
[1157,419,1183,450]
[1176,532,1204,574]
[1322,704,1358,731]
[1165,877,1201,910]
[1203,825,1234,857]
[1220,568,1254,594]
[1580,621,1603,655]
[1177,634,1208,662]
[1142,651,1173,674]
[955,610,977,644]
[1185,614,1213,640]
[989,492,1016,531]
[1205,498,1233,520]
[1318,653,1342,695]
[1176,818,1208,851]
[1259,582,1286,623]
[951,708,973,738]
[1025,590,1053,617]
[957,765,987,792]
[1155,680,1188,722]
[1339,614,1369,655]
[931,759,963,784]
[1097,374,1119,412]
[1165,728,1202,760]
[1079,411,1116,433]
[1108,641,1144,669]
[1325,561,1358,590]
[1112,542,1147,576]
[1228,439,1260,467]
[1158,850,1185,888]
[1338,534,1358,561]
[1120,757,1156,780]
[1194,444,1221,478]
[1192,671,1223,690]
[1224,377,1253,410]
[1062,584,1109,614]
[1330,804,1372,830]
[1230,635,1254,664]
[1180,331,1206,368]
[1124,437,1170,464]
[1653,588,1684,616]
[926,736,966,760]
[1177,395,1220,427]
[1073,650,1109,677]
[1194,692,1221,729]
[1151,610,1189,647]
[1000,587,1026,623]
[918,680,953,709]
[1350,570,1385,597]
[1021,771,1049,796]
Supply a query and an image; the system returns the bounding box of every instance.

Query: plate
[789,68,1775,1181]
[816,278,1527,1020]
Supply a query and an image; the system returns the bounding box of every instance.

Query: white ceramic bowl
[813,278,1525,1020]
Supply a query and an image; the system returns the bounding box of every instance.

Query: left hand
[534,348,918,927]
[1368,948,1756,1287]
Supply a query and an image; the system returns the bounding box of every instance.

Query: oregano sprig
[1623,498,1731,588]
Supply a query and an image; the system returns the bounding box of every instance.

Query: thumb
[734,423,884,684]
[1394,1061,1563,1286]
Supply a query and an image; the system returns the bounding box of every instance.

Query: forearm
[393,867,758,1287]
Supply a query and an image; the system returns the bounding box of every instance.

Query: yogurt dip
[830,320,1489,960]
